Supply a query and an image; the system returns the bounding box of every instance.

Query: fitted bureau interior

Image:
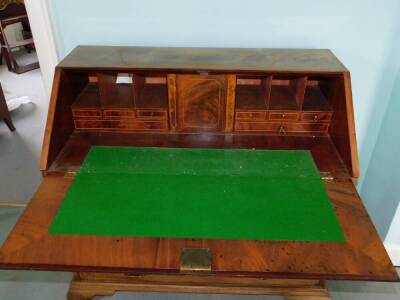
[73,72,168,109]
[70,72,338,134]
[235,75,335,111]
[234,75,336,134]
[71,71,169,131]
[44,68,356,180]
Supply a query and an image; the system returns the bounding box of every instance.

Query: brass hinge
[321,172,334,183]
[64,168,79,178]
[180,248,212,273]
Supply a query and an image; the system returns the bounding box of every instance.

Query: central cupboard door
[172,75,228,132]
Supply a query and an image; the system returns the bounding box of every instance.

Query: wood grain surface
[0,132,397,281]
[175,75,226,131]
[3,47,395,290]
[58,46,348,73]
[67,273,331,299]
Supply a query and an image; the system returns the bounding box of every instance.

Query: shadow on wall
[357,14,400,191]
[361,63,400,238]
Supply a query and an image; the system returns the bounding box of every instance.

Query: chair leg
[0,83,15,131]
[5,46,19,73]
[0,46,13,71]
[3,115,16,131]
[4,50,13,71]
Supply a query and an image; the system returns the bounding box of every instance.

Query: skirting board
[385,243,400,266]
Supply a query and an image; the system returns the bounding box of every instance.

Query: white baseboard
[385,243,400,267]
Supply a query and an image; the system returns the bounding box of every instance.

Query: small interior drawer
[235,121,329,134]
[280,122,329,134]
[135,109,167,119]
[103,109,136,119]
[72,108,102,119]
[74,119,168,131]
[301,112,332,122]
[268,112,299,122]
[236,111,267,121]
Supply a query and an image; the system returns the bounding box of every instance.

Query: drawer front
[135,109,167,119]
[268,112,299,122]
[72,108,102,119]
[301,112,333,122]
[236,111,267,121]
[74,119,168,131]
[235,121,329,134]
[281,122,329,134]
[103,109,136,119]
[235,121,281,133]
[97,109,168,120]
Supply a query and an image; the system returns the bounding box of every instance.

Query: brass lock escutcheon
[180,248,212,273]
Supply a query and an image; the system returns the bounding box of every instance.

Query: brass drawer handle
[313,115,319,121]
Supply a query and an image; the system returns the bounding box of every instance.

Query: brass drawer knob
[279,125,286,135]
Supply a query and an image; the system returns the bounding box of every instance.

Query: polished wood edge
[71,131,329,138]
[40,67,62,171]
[58,46,348,74]
[224,75,236,132]
[343,72,360,179]
[59,67,347,76]
[76,272,323,286]
[67,272,331,299]
[167,74,177,130]
[0,263,398,282]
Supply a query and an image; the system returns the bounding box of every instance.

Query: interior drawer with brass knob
[268,111,299,122]
[135,109,168,120]
[235,111,267,121]
[301,112,333,122]
[235,121,329,134]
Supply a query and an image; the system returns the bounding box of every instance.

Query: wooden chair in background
[0,2,39,74]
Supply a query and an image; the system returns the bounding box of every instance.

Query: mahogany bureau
[0,46,398,300]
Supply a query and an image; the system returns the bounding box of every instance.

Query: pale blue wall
[50,0,400,236]
[361,68,400,237]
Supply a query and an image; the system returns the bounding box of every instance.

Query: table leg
[284,280,331,299]
[67,274,116,300]
[284,291,331,299]
[68,272,331,300]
